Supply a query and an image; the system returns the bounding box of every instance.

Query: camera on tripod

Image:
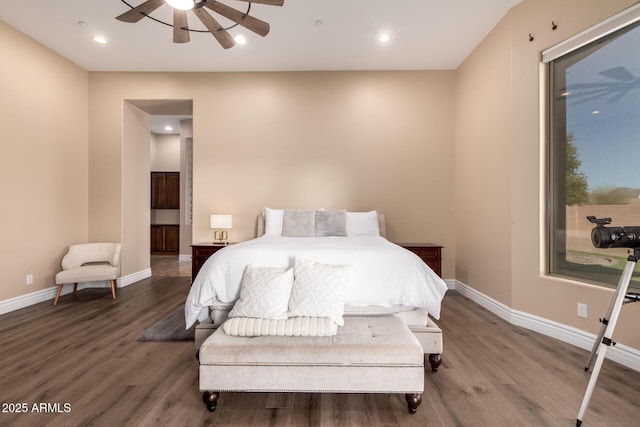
[587,216,640,249]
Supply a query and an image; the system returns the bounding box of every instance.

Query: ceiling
[0,0,523,72]
[127,99,192,134]
[149,115,192,134]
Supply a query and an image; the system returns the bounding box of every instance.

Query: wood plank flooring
[1,256,639,426]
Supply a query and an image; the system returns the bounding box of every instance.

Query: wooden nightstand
[398,243,443,278]
[191,243,228,281]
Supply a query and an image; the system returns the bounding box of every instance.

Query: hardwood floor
[1,257,639,426]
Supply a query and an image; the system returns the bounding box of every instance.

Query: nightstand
[191,243,228,281]
[398,243,443,278]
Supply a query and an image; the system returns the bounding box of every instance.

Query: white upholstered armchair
[54,243,121,306]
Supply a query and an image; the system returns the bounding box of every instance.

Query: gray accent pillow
[315,210,347,237]
[282,210,316,237]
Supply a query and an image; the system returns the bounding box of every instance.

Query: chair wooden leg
[53,284,64,306]
[73,283,78,294]
[110,279,117,300]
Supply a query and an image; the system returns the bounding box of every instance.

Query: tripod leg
[577,258,636,426]
[585,279,622,371]
[577,339,611,426]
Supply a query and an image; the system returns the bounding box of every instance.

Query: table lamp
[210,214,232,245]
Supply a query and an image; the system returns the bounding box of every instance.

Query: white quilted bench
[199,316,425,414]
[196,309,443,372]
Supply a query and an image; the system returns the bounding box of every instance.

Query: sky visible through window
[565,24,640,191]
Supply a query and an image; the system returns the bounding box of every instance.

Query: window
[546,6,640,287]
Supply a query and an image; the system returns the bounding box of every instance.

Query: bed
[185,209,448,368]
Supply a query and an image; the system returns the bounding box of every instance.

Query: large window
[547,8,640,287]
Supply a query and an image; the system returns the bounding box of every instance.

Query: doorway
[125,100,193,277]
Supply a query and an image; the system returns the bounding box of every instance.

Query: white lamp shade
[210,214,233,229]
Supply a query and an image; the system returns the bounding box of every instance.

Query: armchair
[54,242,121,305]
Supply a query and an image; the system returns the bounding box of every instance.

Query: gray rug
[137,304,195,341]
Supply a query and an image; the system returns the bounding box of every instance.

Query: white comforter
[184,236,448,328]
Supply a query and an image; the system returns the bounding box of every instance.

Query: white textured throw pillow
[288,257,351,326]
[228,265,294,320]
[222,317,338,337]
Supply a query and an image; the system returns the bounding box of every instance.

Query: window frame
[544,4,640,286]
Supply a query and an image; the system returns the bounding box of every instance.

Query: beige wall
[455,14,513,305]
[0,21,89,302]
[179,119,193,255]
[122,103,151,277]
[150,133,181,171]
[455,0,640,347]
[88,71,457,278]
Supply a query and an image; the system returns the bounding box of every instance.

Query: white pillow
[228,265,294,320]
[288,257,351,326]
[346,210,380,236]
[264,208,284,236]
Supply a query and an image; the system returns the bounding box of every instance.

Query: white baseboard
[0,268,152,316]
[119,268,152,287]
[452,280,512,322]
[451,280,640,372]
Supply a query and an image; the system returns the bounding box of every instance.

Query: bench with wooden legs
[198,316,425,414]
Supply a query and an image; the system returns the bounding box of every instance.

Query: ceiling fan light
[165,0,195,11]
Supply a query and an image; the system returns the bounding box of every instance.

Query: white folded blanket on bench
[222,317,337,337]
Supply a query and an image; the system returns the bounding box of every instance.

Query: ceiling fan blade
[193,8,235,49]
[116,0,165,23]
[205,1,270,37]
[599,66,636,82]
[607,89,632,104]
[234,0,284,6]
[173,9,190,43]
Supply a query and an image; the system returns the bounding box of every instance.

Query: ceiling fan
[116,0,284,49]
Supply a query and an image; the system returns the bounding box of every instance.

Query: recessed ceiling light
[591,110,600,115]
[378,34,392,43]
[92,35,107,44]
[234,35,247,45]
[164,125,173,131]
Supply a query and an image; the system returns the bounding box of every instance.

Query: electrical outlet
[577,303,588,319]
[26,274,33,285]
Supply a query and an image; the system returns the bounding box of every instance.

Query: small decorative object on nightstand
[399,243,443,277]
[191,243,228,281]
